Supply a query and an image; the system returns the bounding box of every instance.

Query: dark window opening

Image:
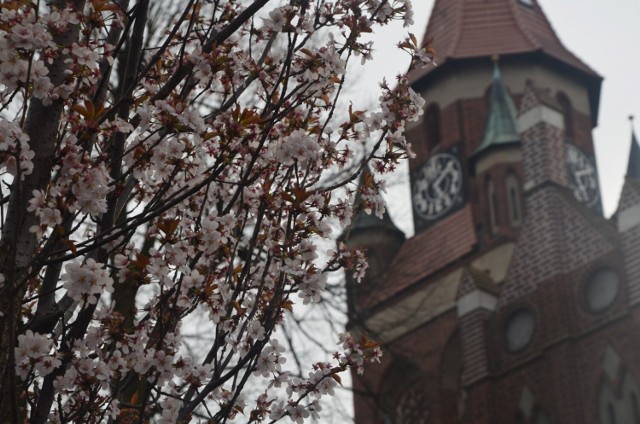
[487,179,497,235]
[425,103,441,153]
[510,187,519,220]
[608,402,618,424]
[557,92,574,141]
[632,392,640,424]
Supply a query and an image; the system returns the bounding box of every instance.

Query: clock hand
[574,181,589,201]
[574,169,594,178]
[432,180,446,199]
[433,160,455,188]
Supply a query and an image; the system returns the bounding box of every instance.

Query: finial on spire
[491,55,501,80]
[630,115,635,126]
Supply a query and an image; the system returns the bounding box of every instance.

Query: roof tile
[364,205,477,309]
[409,0,599,84]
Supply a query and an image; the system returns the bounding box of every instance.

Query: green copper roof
[474,61,521,156]
[627,125,640,180]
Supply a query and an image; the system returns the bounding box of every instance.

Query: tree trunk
[0,1,86,421]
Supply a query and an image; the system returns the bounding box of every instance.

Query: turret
[471,58,523,241]
[340,167,405,321]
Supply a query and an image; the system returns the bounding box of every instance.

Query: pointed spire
[474,57,520,157]
[627,116,640,180]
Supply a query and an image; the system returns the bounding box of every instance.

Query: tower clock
[566,144,600,209]
[412,148,465,231]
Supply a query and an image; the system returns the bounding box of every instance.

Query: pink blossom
[62,259,114,303]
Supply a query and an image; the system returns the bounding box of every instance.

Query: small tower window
[425,103,441,153]
[506,172,522,227]
[487,178,498,235]
[557,92,574,141]
[535,411,551,424]
[607,403,618,424]
[599,369,640,424]
[632,392,640,424]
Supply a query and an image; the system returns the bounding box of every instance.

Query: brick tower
[345,1,640,423]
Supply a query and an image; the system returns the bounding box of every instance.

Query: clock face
[566,144,600,208]
[412,153,463,221]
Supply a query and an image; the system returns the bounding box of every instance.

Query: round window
[505,309,535,353]
[585,268,620,312]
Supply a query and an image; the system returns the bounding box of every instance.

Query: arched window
[395,385,430,424]
[535,410,552,424]
[607,403,618,424]
[487,178,498,235]
[599,370,640,424]
[380,360,431,424]
[506,172,522,228]
[632,392,640,424]
[556,92,574,141]
[424,103,441,153]
[514,386,551,424]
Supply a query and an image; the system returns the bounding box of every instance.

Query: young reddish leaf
[281,299,294,313]
[72,104,89,118]
[64,239,77,255]
[231,300,245,316]
[360,333,380,350]
[331,373,343,386]
[133,254,150,271]
[130,390,139,405]
[409,32,418,46]
[292,186,312,203]
[157,218,180,238]
[280,191,295,204]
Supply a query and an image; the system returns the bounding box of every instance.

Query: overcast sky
[352,0,640,235]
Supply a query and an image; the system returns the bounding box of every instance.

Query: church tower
[346,1,640,423]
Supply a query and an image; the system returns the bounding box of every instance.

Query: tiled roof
[409,0,599,84]
[365,205,477,309]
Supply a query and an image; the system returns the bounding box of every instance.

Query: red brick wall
[622,222,640,306]
[353,62,623,424]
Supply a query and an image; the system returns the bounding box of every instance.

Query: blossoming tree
[0,0,432,422]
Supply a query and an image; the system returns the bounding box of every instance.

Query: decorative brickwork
[499,186,615,305]
[459,308,491,386]
[617,177,640,212]
[621,224,640,306]
[346,2,640,423]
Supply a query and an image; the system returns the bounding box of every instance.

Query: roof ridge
[517,0,599,76]
[508,0,542,51]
